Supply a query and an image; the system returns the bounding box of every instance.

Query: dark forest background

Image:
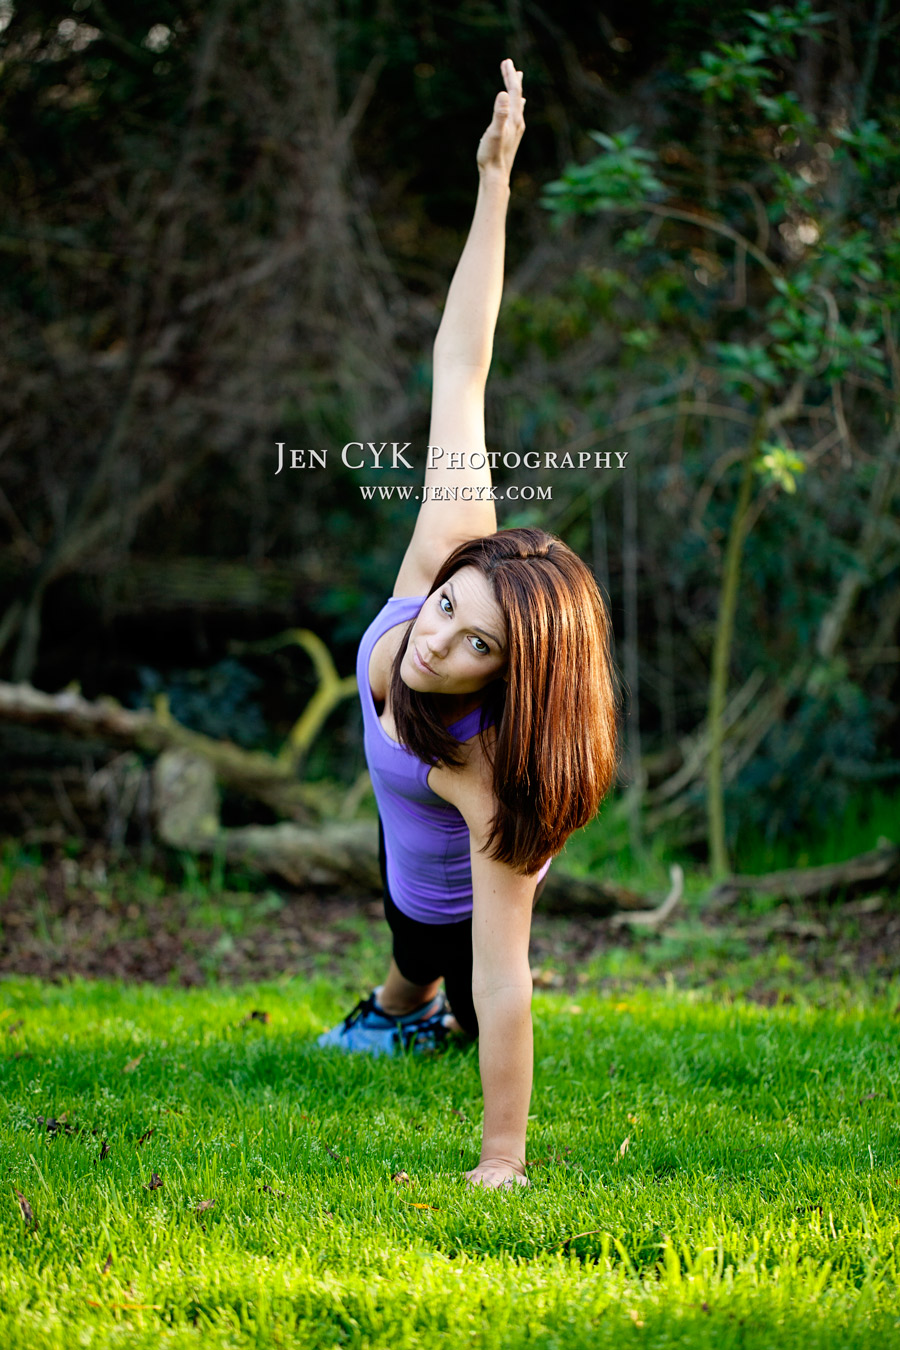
[1,0,898,882]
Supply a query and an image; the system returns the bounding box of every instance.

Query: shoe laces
[341,993,380,1031]
[400,1007,450,1051]
[341,991,445,1041]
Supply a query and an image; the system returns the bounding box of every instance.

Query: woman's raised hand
[476,58,526,182]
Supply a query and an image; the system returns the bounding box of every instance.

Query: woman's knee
[444,983,478,1039]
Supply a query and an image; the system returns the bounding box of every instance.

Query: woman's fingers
[476,60,526,174]
[500,58,525,123]
[464,1161,530,1189]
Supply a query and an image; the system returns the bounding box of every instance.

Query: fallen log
[0,682,692,915]
[0,681,317,822]
[185,822,679,914]
[705,841,899,909]
[538,872,659,918]
[152,748,670,904]
[152,747,381,889]
[210,820,382,890]
[0,638,357,822]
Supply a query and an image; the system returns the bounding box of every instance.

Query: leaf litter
[36,1114,77,1137]
[14,1189,36,1228]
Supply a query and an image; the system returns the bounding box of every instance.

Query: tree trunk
[706,434,758,877]
[622,444,643,856]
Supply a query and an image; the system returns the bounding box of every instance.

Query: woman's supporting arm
[470,978,533,1184]
[436,754,535,1188]
[393,60,526,599]
[468,828,536,1188]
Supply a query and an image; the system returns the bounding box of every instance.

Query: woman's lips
[413,646,437,676]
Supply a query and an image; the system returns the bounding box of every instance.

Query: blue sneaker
[316,989,452,1057]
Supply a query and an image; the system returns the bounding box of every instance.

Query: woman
[317,59,619,1190]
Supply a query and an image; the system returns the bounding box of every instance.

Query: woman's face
[399,566,508,695]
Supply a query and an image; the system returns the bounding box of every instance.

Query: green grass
[2,975,899,1348]
[732,789,898,875]
[559,787,898,889]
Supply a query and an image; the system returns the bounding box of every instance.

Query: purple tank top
[358,594,551,924]
[358,595,482,923]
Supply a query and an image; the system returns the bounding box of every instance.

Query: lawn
[1,968,898,1348]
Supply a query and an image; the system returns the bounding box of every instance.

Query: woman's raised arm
[393,59,526,598]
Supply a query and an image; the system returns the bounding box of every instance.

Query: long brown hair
[389,528,619,873]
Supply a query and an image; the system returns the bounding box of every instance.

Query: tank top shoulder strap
[357,595,424,715]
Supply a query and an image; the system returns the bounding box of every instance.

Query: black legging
[378,821,479,1038]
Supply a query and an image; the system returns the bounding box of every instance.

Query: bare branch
[608,865,684,929]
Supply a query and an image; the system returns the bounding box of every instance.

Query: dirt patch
[0,851,371,986]
[2,847,899,997]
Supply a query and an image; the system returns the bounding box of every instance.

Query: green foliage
[500,268,630,362]
[754,443,806,493]
[715,341,781,391]
[734,786,898,872]
[536,1,900,850]
[688,3,831,101]
[540,128,665,216]
[737,662,899,843]
[131,659,268,750]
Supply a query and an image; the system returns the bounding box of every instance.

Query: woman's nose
[424,632,448,659]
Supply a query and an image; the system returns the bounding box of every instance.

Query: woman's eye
[472,637,489,654]
[439,594,452,614]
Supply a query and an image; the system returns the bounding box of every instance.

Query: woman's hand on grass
[465,1158,530,1190]
[476,58,526,182]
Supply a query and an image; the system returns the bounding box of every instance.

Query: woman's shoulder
[427,726,496,815]
[364,594,424,701]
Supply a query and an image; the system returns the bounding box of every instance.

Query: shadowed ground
[2,849,897,1006]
